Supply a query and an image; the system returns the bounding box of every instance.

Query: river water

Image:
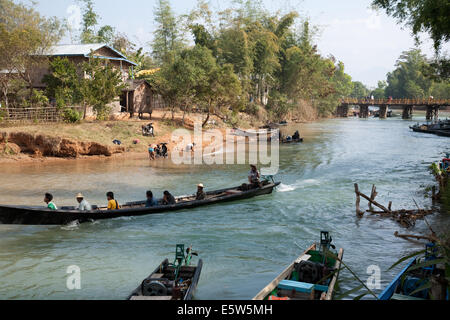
[0,112,449,300]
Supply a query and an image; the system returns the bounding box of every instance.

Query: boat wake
[277,179,321,193]
[61,220,80,230]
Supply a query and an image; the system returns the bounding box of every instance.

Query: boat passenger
[146,191,159,207]
[196,184,206,200]
[293,131,300,140]
[76,193,92,211]
[248,165,261,188]
[44,193,57,211]
[107,192,120,210]
[162,191,176,205]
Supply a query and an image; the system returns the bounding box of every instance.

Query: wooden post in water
[359,105,369,118]
[402,105,413,119]
[355,184,364,217]
[426,106,433,121]
[369,185,377,210]
[379,105,388,119]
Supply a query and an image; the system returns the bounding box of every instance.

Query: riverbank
[0,110,252,164]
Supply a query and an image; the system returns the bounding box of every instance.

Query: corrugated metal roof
[46,43,107,56]
[123,79,152,91]
[42,43,137,66]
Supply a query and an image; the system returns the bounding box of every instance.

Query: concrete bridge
[336,98,450,120]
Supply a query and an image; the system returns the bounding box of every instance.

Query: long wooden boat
[128,245,203,301]
[253,232,344,301]
[378,243,448,300]
[0,181,280,226]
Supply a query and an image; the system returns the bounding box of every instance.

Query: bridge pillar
[379,105,388,119]
[426,106,433,120]
[426,105,439,121]
[433,106,439,120]
[336,105,349,117]
[402,106,413,119]
[360,105,369,118]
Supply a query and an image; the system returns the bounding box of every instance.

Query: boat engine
[296,261,325,284]
[141,280,173,297]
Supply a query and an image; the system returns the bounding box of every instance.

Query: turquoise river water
[0,112,449,300]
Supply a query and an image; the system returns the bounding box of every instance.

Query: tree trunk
[202,110,210,128]
[83,100,87,120]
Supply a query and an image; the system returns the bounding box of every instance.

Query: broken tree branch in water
[354,183,434,228]
[394,231,438,242]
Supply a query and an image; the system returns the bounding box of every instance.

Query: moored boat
[253,231,344,300]
[378,243,448,300]
[410,119,450,137]
[0,180,280,226]
[281,138,303,144]
[128,244,203,301]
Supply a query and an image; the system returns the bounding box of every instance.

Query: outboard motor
[296,261,323,284]
[141,279,173,297]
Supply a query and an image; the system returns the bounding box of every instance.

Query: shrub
[62,108,82,123]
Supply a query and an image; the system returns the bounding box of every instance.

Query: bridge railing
[341,98,449,106]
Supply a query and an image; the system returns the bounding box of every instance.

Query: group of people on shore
[148,143,168,160]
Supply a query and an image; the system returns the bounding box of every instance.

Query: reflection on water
[0,114,449,300]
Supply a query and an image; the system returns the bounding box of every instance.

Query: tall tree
[79,0,115,45]
[0,0,64,110]
[385,49,433,98]
[152,0,184,65]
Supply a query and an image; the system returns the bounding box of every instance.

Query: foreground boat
[253,232,344,300]
[128,244,203,301]
[379,243,448,300]
[0,181,280,225]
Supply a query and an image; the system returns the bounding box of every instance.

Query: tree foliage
[372,0,450,80]
[144,0,356,122]
[372,0,450,52]
[0,0,64,109]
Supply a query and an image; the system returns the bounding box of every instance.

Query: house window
[146,96,151,105]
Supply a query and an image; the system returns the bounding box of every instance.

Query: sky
[31,0,449,88]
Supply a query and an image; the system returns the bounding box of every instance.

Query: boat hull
[128,258,203,301]
[253,244,344,300]
[0,183,280,226]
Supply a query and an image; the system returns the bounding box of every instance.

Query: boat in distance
[0,181,280,226]
[128,244,202,301]
[253,231,344,301]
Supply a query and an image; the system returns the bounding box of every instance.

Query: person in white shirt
[76,193,92,211]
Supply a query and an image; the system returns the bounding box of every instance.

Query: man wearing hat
[248,165,261,188]
[196,184,206,200]
[76,193,92,211]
